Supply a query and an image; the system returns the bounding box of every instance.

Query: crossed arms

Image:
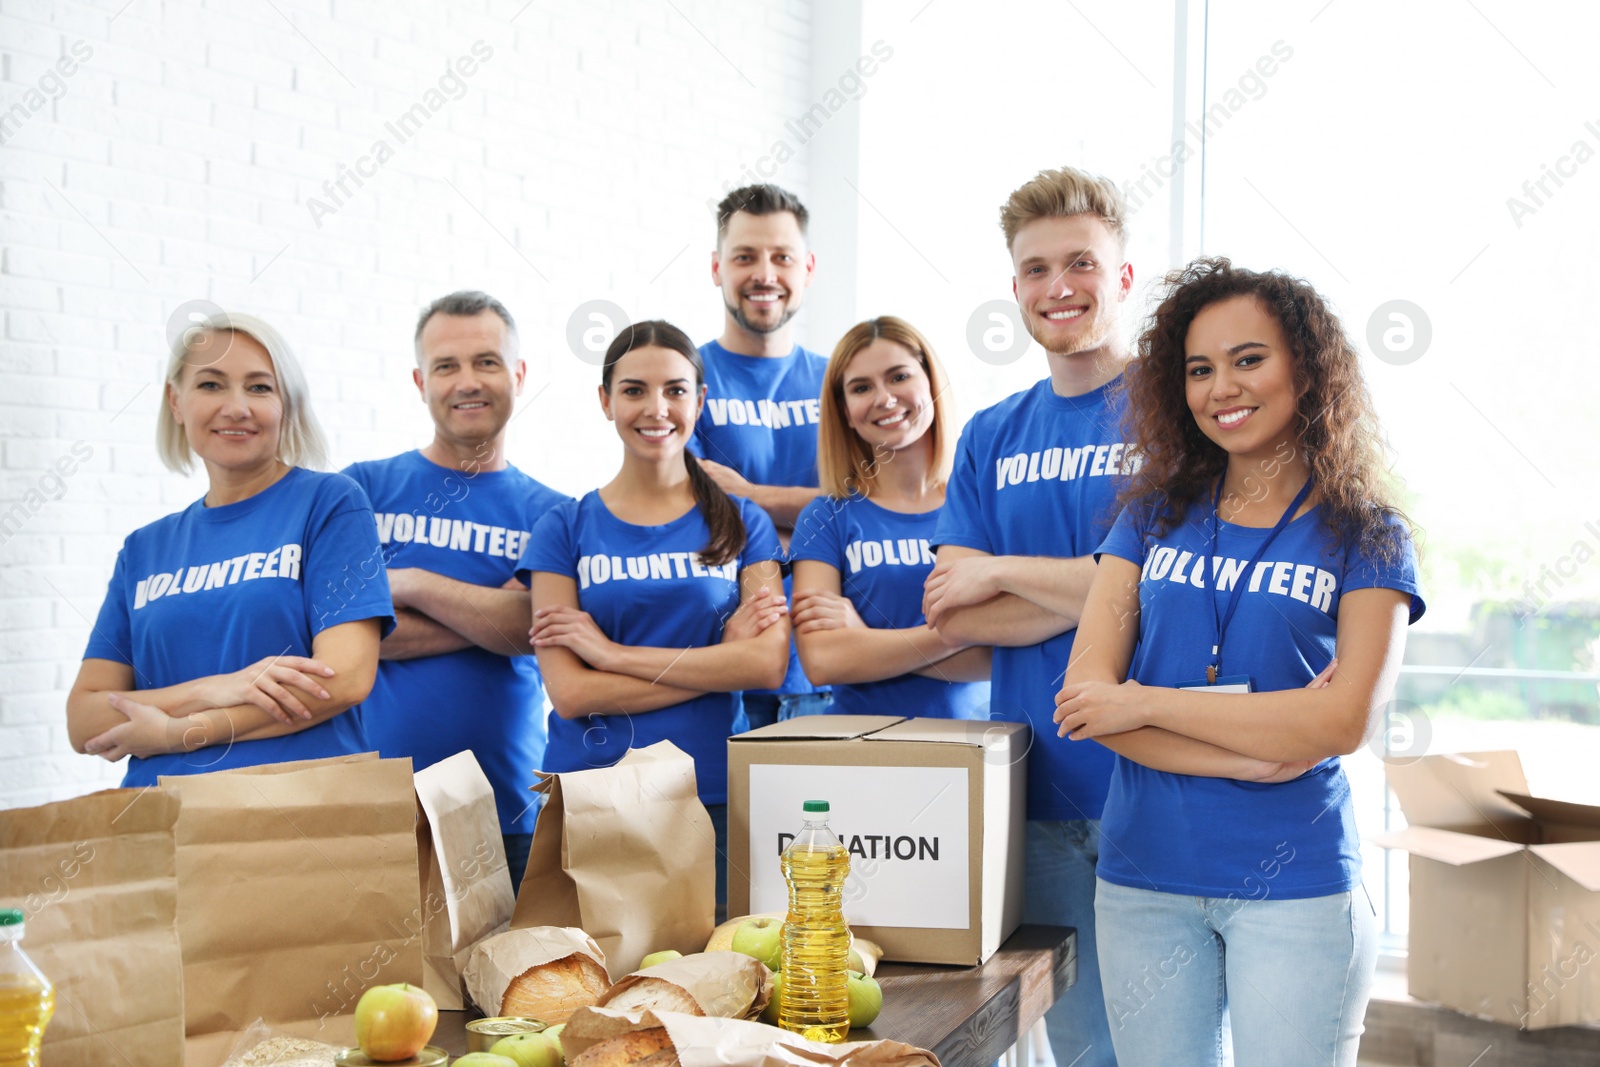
[66,618,381,761]
[529,561,791,720]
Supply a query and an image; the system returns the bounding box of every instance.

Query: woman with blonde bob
[789,316,990,717]
[67,312,392,785]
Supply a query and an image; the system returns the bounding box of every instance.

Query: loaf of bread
[596,950,771,1020]
[501,951,612,1022]
[597,977,703,1017]
[570,1026,679,1067]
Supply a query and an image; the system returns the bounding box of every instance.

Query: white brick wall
[0,0,817,808]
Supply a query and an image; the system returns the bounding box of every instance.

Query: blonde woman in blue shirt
[789,316,989,714]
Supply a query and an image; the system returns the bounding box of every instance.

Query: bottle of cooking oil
[0,909,54,1067]
[777,800,851,1043]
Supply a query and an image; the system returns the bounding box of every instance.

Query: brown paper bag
[0,788,185,1067]
[513,741,715,975]
[599,950,773,1019]
[461,926,610,1020]
[414,750,516,1009]
[158,753,423,1067]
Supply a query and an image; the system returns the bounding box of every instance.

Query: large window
[1201,0,1600,942]
[854,0,1600,948]
[853,1,1178,410]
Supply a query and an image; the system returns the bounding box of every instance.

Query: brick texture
[0,0,814,807]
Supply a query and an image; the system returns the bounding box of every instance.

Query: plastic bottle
[777,799,851,1043]
[0,909,54,1067]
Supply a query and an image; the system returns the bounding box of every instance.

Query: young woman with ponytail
[518,320,789,906]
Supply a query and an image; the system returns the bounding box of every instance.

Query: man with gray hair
[343,291,569,890]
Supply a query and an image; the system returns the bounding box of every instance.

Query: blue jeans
[503,789,548,900]
[1095,878,1377,1066]
[1024,820,1115,1067]
[706,802,729,919]
[502,833,532,899]
[741,690,834,731]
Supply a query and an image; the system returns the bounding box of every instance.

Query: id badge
[1177,674,1253,693]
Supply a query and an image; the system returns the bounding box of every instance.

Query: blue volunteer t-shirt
[690,340,828,488]
[342,450,571,835]
[790,493,989,719]
[516,492,784,804]
[84,467,395,787]
[932,376,1132,821]
[1095,499,1425,898]
[690,339,829,698]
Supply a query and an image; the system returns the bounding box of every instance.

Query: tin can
[465,1016,547,1053]
[334,1046,449,1066]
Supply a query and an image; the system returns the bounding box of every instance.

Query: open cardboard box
[1373,750,1600,1029]
[727,715,1027,965]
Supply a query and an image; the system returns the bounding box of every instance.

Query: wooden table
[435,924,1075,1067]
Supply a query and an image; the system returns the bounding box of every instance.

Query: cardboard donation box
[728,715,1027,965]
[1373,750,1600,1029]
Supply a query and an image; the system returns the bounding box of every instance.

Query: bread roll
[626,1048,681,1067]
[570,1027,679,1067]
[597,977,703,1017]
[501,951,612,1022]
[596,951,770,1020]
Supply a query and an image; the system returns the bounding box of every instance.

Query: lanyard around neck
[1207,474,1313,682]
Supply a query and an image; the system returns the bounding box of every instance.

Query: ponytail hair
[601,320,746,566]
[682,450,744,567]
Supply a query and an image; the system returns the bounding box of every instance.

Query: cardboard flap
[728,714,905,742]
[1497,790,1600,832]
[1384,750,1530,828]
[1528,842,1600,891]
[1370,825,1525,865]
[865,718,1029,747]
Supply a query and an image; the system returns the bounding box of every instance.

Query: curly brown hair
[1120,257,1409,560]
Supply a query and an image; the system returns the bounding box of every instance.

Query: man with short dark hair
[343,290,569,889]
[691,184,831,726]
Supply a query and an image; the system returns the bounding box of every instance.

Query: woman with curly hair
[1052,259,1424,1065]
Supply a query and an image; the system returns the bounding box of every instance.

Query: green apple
[847,948,866,973]
[730,916,783,971]
[846,971,882,1028]
[453,1055,518,1067]
[490,1030,563,1067]
[761,970,782,1025]
[638,949,683,969]
[352,982,437,1061]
